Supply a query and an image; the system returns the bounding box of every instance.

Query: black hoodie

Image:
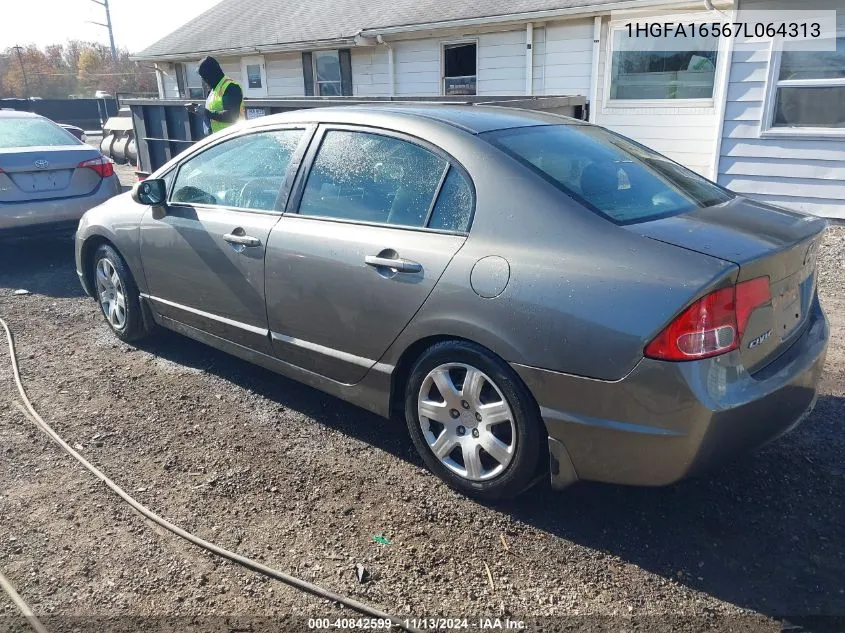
[196,56,243,129]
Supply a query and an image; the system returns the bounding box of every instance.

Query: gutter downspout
[377,35,396,97]
[525,22,534,96]
[153,64,166,99]
[708,2,737,181]
[588,16,602,123]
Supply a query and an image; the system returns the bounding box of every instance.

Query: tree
[0,42,156,99]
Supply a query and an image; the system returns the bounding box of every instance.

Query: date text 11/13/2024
[308,618,527,630]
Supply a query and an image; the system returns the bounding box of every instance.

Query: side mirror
[132,178,167,207]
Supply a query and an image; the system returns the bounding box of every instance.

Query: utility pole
[88,0,117,60]
[12,45,29,97]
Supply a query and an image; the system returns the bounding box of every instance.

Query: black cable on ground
[1,317,422,633]
[0,568,49,633]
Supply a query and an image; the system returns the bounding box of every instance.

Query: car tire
[92,244,149,343]
[405,340,545,501]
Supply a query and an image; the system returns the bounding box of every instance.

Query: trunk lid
[627,196,826,372]
[0,146,105,202]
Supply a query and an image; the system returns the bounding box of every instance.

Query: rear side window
[0,117,81,149]
[299,130,450,228]
[483,125,732,225]
[428,168,473,232]
[171,129,303,211]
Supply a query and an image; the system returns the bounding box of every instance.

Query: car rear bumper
[0,175,121,235]
[513,297,829,488]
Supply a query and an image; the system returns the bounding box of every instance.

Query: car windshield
[483,124,732,224]
[0,117,81,149]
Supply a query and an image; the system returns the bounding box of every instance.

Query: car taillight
[645,277,771,361]
[78,156,114,179]
[735,276,771,339]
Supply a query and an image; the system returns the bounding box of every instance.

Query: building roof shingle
[136,0,616,59]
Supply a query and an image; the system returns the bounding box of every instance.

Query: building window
[608,26,718,101]
[314,51,342,96]
[768,36,845,130]
[246,64,262,89]
[241,56,268,97]
[443,43,477,95]
[179,62,205,99]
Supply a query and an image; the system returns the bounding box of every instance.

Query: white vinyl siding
[534,19,594,96]
[716,0,845,218]
[477,30,525,95]
[351,47,391,96]
[265,53,304,96]
[392,38,441,96]
[351,24,594,97]
[218,58,240,82]
[594,17,720,177]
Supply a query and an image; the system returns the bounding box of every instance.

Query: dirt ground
[0,180,843,632]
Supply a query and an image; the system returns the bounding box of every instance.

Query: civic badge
[747,329,772,350]
[33,159,49,170]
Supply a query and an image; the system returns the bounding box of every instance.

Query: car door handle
[365,255,422,274]
[223,233,261,247]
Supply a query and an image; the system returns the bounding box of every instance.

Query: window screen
[443,43,477,95]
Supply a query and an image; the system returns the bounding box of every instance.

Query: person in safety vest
[186,56,244,136]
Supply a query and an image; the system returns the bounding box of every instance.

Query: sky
[0,0,223,54]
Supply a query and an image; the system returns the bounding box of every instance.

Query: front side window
[609,27,718,100]
[171,129,304,211]
[314,51,342,96]
[771,36,845,129]
[299,130,452,228]
[484,125,732,224]
[443,43,477,95]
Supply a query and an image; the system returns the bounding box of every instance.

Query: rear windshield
[0,117,81,149]
[483,124,732,224]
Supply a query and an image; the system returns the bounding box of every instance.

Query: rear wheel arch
[81,234,116,294]
[389,335,541,421]
[398,337,547,499]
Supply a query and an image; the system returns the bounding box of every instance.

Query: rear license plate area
[773,284,802,339]
[12,171,68,192]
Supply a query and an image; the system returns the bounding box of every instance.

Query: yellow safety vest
[206,76,245,133]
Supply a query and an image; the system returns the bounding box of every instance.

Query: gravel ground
[0,194,843,632]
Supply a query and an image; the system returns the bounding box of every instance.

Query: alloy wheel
[95,257,127,330]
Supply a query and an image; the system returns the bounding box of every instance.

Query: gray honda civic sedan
[74,106,829,500]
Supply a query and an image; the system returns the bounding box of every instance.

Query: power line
[23,71,155,77]
[11,45,29,96]
[88,0,117,60]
